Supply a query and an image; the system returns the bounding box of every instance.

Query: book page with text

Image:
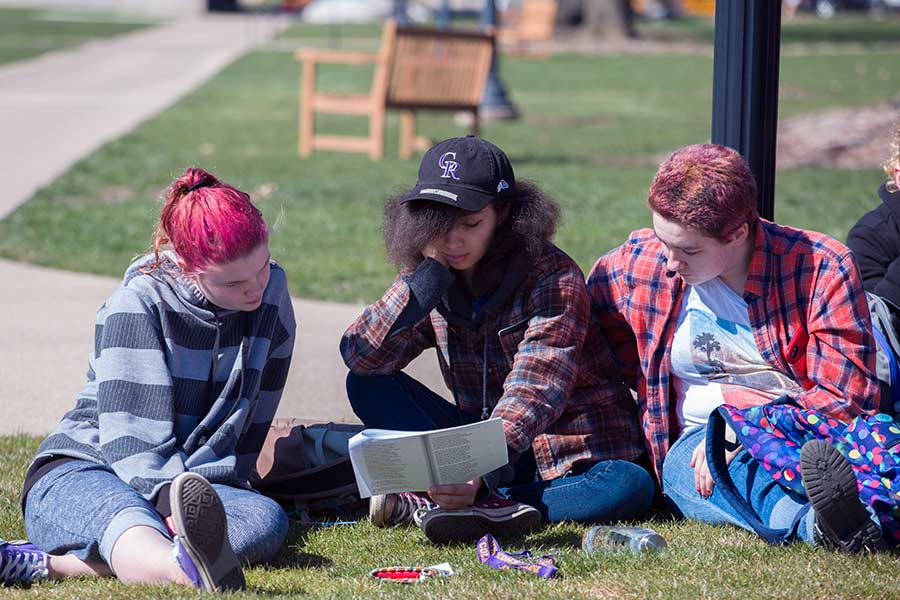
[349,430,432,498]
[425,418,508,485]
[348,418,509,498]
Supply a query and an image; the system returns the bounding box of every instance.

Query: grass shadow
[270,523,334,570]
[527,530,583,549]
[273,551,332,570]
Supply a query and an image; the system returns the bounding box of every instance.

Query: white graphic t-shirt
[670,277,804,428]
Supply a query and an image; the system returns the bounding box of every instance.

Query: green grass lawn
[0,19,897,302]
[2,14,900,598]
[639,12,900,47]
[3,436,900,599]
[0,7,150,65]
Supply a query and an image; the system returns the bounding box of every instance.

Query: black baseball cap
[400,135,515,211]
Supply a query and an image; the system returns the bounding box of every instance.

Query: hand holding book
[348,418,508,498]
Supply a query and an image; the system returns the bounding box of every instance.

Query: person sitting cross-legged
[0,168,295,590]
[341,136,655,544]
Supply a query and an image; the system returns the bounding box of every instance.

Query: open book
[348,418,508,498]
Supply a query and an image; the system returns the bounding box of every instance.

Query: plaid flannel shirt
[341,243,645,481]
[587,220,880,480]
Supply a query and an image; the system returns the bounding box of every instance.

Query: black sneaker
[170,472,246,591]
[800,439,887,553]
[416,493,542,545]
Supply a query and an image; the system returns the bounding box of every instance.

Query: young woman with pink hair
[0,168,296,591]
[588,144,884,551]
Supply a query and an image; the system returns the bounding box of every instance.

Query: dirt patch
[777,101,900,169]
[540,32,712,56]
[778,84,812,100]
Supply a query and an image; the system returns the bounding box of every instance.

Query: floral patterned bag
[707,400,900,546]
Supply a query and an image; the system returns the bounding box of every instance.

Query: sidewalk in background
[0,0,205,19]
[0,12,286,220]
[0,12,448,435]
[0,258,448,435]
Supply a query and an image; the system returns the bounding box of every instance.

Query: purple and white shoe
[170,472,245,591]
[0,539,49,586]
[172,537,204,589]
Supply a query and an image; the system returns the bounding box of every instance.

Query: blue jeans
[24,460,288,566]
[347,372,655,523]
[662,426,814,543]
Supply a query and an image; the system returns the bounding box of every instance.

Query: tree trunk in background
[659,0,684,18]
[580,0,637,39]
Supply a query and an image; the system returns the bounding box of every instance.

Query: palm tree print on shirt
[693,332,726,374]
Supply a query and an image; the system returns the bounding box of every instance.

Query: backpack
[866,292,900,416]
[251,418,366,523]
[708,401,900,547]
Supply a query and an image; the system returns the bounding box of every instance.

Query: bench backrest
[385,25,494,111]
[514,0,557,42]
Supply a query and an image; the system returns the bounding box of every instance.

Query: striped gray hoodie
[29,253,296,502]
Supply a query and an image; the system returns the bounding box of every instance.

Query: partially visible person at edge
[587,143,882,551]
[847,125,900,320]
[340,136,654,544]
[0,168,296,591]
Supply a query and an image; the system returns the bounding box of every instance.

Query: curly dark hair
[382,179,560,273]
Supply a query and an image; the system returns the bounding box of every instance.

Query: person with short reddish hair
[588,143,882,550]
[0,168,296,591]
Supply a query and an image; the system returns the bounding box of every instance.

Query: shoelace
[394,493,436,525]
[412,506,432,527]
[0,542,49,585]
[476,534,558,579]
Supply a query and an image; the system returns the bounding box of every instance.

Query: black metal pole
[710,0,782,221]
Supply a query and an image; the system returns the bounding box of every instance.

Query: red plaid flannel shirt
[587,220,880,480]
[342,243,645,481]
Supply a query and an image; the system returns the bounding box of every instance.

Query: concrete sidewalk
[0,259,446,435]
[0,12,287,219]
[0,13,447,435]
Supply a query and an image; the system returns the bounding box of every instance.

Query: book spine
[422,434,439,486]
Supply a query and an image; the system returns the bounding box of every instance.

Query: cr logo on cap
[438,152,460,180]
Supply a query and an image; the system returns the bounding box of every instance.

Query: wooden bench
[497,0,557,56]
[295,19,494,160]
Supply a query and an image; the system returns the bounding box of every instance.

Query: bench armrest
[293,48,379,65]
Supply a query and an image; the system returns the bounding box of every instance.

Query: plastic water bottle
[581,526,667,555]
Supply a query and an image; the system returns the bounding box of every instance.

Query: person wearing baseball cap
[341,136,654,544]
